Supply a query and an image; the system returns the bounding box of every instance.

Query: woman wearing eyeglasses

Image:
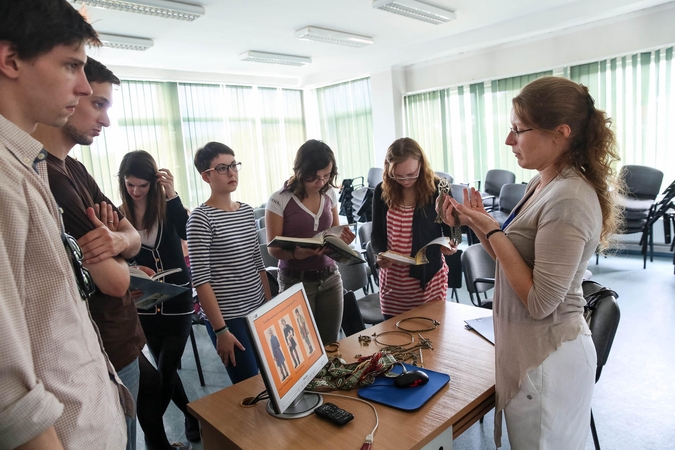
[187,142,271,385]
[265,139,355,344]
[371,137,457,320]
[439,77,621,449]
[118,150,199,447]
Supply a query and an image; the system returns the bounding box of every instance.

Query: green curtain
[314,78,374,181]
[74,81,306,209]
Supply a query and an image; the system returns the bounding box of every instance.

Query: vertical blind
[404,46,675,189]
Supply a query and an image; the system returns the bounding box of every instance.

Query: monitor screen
[246,283,328,418]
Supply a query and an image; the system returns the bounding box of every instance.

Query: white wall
[370,68,405,167]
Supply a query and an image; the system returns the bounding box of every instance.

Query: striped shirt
[187,203,265,319]
[379,206,448,316]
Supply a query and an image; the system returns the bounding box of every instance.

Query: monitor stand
[266,392,323,419]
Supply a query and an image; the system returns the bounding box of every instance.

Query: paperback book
[379,236,455,266]
[129,267,190,309]
[267,225,365,266]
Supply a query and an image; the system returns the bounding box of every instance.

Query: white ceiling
[76,0,673,88]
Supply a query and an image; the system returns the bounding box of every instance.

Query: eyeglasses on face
[509,127,534,137]
[391,167,421,182]
[62,232,95,300]
[204,162,242,175]
[305,173,332,183]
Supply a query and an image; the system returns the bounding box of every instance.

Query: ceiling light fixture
[69,0,205,21]
[98,33,154,51]
[239,51,312,66]
[372,0,456,25]
[295,26,374,48]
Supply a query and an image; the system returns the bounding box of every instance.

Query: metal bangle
[374,330,414,347]
[396,316,441,333]
[324,342,340,353]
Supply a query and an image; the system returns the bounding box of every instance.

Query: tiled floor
[140,252,675,449]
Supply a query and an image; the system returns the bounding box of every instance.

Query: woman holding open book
[371,138,457,320]
[438,77,620,449]
[266,139,355,344]
[118,150,200,445]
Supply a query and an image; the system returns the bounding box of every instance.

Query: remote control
[314,402,354,426]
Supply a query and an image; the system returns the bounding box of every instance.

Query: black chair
[582,280,621,450]
[341,290,366,337]
[365,241,380,288]
[480,169,516,210]
[445,249,462,302]
[434,171,453,183]
[598,165,663,268]
[337,262,384,325]
[351,168,382,223]
[489,183,527,227]
[357,223,374,292]
[461,243,495,308]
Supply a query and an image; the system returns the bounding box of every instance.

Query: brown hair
[381,137,437,210]
[512,76,621,249]
[287,140,338,200]
[118,150,166,231]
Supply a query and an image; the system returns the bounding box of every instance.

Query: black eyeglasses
[62,232,95,300]
[509,127,534,137]
[204,162,242,175]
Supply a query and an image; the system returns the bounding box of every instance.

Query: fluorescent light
[69,0,205,21]
[98,33,154,51]
[295,27,374,48]
[372,0,456,25]
[239,51,312,66]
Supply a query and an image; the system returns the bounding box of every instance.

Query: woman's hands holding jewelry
[157,168,176,199]
[441,187,499,235]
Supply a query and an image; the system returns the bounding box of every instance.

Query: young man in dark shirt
[33,57,145,450]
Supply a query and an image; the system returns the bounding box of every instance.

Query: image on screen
[246,283,328,418]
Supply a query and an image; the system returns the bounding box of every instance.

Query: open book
[129,267,190,309]
[379,236,454,266]
[267,225,365,266]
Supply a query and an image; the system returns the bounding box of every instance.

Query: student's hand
[339,226,356,245]
[157,168,176,199]
[79,206,125,264]
[216,330,245,367]
[376,253,396,269]
[292,246,327,260]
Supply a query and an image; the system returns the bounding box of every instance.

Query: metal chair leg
[591,409,600,450]
[190,326,206,387]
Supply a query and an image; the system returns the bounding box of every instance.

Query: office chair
[253,207,266,221]
[365,241,380,288]
[445,249,462,302]
[481,169,516,210]
[256,216,266,230]
[357,223,374,292]
[257,227,267,245]
[461,243,495,308]
[337,262,384,325]
[341,290,366,337]
[582,280,621,450]
[450,184,478,244]
[489,183,527,227]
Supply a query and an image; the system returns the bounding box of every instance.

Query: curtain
[314,78,374,181]
[74,81,306,209]
[404,71,550,186]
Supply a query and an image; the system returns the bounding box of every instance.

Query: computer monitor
[246,283,328,419]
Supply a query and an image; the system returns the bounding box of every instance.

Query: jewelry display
[434,177,463,245]
[358,335,372,345]
[396,316,441,333]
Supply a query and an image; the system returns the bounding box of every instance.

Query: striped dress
[379,205,448,316]
[187,202,265,319]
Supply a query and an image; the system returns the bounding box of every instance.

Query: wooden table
[188,301,495,450]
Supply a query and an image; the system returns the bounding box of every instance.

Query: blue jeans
[117,358,140,450]
[205,318,259,384]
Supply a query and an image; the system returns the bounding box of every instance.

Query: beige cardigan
[493,168,600,446]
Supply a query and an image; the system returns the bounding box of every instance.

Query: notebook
[464,315,495,345]
[357,363,450,411]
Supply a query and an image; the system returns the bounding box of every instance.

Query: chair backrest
[450,183,470,202]
[266,270,279,297]
[341,290,366,336]
[461,244,496,305]
[497,183,528,213]
[484,169,516,196]
[367,167,384,188]
[358,222,373,249]
[257,228,267,245]
[582,281,621,378]
[337,261,369,293]
[259,243,278,268]
[445,249,462,289]
[620,165,664,200]
[256,216,265,230]
[253,207,266,220]
[434,171,454,183]
[365,241,379,285]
